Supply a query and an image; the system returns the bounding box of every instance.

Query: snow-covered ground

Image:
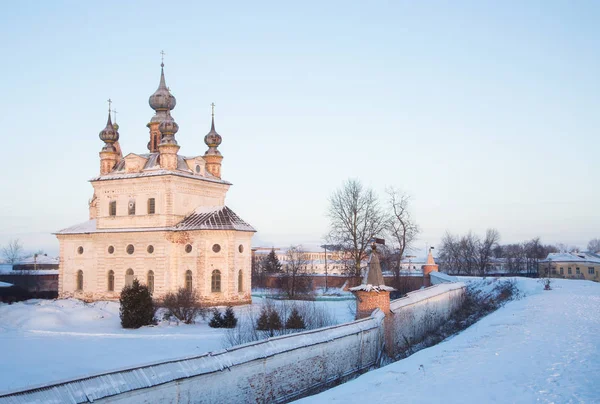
[299,277,600,403]
[0,297,354,393]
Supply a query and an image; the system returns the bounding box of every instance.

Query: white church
[55,60,255,305]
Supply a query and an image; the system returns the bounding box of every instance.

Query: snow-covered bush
[119,279,156,329]
[162,288,206,324]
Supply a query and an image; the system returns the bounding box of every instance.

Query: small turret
[99,99,120,175]
[158,111,180,170]
[204,103,223,179]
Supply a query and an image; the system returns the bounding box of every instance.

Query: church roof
[91,153,231,184]
[55,206,255,235]
[175,206,256,232]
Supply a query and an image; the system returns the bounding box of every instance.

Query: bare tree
[439,230,499,275]
[2,239,24,264]
[282,245,311,298]
[385,188,419,287]
[476,229,500,275]
[327,179,386,277]
[587,238,600,253]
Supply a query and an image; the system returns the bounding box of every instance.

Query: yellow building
[55,61,255,304]
[539,252,600,281]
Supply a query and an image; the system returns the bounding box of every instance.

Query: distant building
[13,254,59,271]
[539,252,600,281]
[251,246,427,276]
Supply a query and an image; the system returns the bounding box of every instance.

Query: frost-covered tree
[2,239,24,264]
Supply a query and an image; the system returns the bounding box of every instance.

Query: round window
[185,244,192,253]
[108,245,114,254]
[126,244,134,255]
[147,245,154,254]
[77,246,84,255]
[238,244,244,253]
[195,165,201,174]
[212,244,221,253]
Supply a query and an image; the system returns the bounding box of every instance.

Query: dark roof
[56,206,255,235]
[175,206,256,232]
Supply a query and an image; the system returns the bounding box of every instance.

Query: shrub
[209,308,224,328]
[285,307,306,329]
[256,306,282,336]
[162,287,206,324]
[256,306,270,331]
[267,309,282,331]
[221,306,238,328]
[120,279,156,329]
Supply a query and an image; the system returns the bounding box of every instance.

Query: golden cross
[107,98,112,113]
[112,109,118,123]
[211,102,215,117]
[160,50,165,64]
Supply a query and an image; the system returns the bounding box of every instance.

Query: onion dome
[204,104,222,155]
[149,63,176,114]
[99,110,119,150]
[158,111,179,145]
[112,109,119,131]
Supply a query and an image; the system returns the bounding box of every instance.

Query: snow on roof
[0,265,58,275]
[16,255,59,265]
[540,252,600,264]
[90,168,231,185]
[56,206,255,235]
[175,206,256,232]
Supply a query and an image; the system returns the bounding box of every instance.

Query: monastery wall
[0,284,465,403]
[387,282,466,357]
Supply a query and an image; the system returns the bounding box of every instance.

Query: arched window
[147,270,154,294]
[108,270,115,292]
[76,270,83,291]
[238,270,243,293]
[185,270,193,292]
[125,268,134,287]
[211,270,221,293]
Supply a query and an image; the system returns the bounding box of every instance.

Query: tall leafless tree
[439,229,499,275]
[385,188,419,286]
[587,238,600,253]
[2,239,24,265]
[282,245,311,298]
[327,179,386,277]
[476,229,500,275]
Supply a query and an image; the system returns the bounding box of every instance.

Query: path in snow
[298,278,600,403]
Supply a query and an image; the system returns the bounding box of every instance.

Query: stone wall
[387,283,465,356]
[0,284,465,403]
[0,311,385,404]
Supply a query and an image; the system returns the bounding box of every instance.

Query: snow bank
[0,311,385,403]
[299,277,600,403]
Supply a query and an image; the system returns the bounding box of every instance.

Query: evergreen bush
[119,279,156,329]
[221,306,238,328]
[256,306,269,331]
[285,307,306,329]
[267,309,282,331]
[209,308,223,328]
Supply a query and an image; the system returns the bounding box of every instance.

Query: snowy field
[299,277,600,403]
[0,297,354,393]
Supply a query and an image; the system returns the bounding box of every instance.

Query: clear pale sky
[0,1,598,256]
